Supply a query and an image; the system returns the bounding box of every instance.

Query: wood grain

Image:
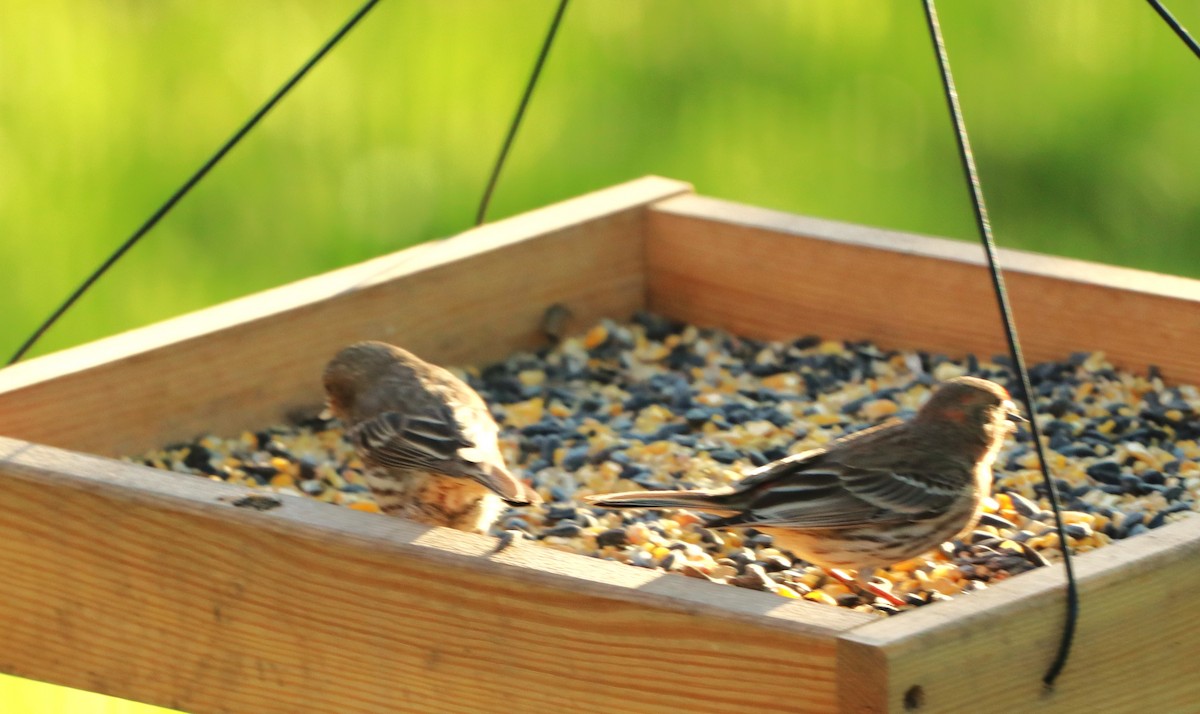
[0,437,869,714]
[5,178,1200,712]
[838,513,1200,713]
[646,194,1200,384]
[0,176,691,457]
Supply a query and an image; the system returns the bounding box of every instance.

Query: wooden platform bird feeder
[3,177,1200,713]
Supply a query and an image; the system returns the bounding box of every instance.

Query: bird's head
[322,341,405,421]
[915,376,1024,440]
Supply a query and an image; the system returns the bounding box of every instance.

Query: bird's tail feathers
[586,489,736,515]
[468,462,542,506]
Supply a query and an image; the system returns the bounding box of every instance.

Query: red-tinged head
[914,376,1023,445]
[322,341,414,421]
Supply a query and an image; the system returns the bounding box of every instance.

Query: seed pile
[131,313,1200,616]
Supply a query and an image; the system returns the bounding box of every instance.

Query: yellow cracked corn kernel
[804,591,839,606]
[505,398,545,428]
[1061,511,1094,526]
[761,373,800,391]
[518,370,546,387]
[584,324,609,349]
[862,399,899,421]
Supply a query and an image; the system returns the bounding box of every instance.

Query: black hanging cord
[922,0,1078,688]
[1147,0,1200,59]
[6,0,382,366]
[475,0,570,226]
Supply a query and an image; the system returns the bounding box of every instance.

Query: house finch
[587,376,1023,571]
[322,342,540,540]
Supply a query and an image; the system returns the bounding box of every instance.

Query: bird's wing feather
[349,410,473,471]
[353,370,536,505]
[712,435,957,530]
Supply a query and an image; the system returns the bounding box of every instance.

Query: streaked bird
[587,376,1023,571]
[323,341,539,539]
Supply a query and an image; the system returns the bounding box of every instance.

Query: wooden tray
[3,177,1198,713]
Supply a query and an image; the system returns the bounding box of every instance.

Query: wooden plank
[0,436,871,714]
[645,192,1200,708]
[0,176,691,457]
[837,513,1200,713]
[5,178,1199,713]
[646,194,1200,384]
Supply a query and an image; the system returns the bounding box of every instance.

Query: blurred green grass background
[1,0,1198,711]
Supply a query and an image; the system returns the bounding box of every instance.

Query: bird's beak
[1003,400,1027,423]
[318,406,335,420]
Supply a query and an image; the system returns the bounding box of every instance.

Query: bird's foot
[493,529,523,554]
[828,567,906,608]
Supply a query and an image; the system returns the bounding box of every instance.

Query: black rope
[1147,0,1200,60]
[922,0,1078,688]
[6,0,383,366]
[475,0,570,226]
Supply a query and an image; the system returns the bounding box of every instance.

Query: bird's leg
[827,567,867,595]
[492,529,523,554]
[828,567,906,608]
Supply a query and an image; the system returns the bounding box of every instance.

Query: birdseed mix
[130,313,1200,616]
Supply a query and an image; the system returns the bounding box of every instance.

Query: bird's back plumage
[587,376,1017,569]
[323,342,539,523]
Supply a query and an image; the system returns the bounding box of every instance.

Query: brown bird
[587,376,1023,571]
[323,341,539,539]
